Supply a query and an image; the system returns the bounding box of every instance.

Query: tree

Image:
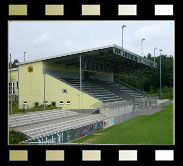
[147,53,152,59]
[9,59,19,69]
[149,86,155,94]
[119,54,173,93]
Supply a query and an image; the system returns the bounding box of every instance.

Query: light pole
[159,49,163,98]
[9,54,12,113]
[121,25,127,56]
[154,47,157,66]
[43,60,46,111]
[24,52,26,62]
[141,38,146,57]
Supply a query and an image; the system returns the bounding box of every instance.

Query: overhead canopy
[17,44,157,73]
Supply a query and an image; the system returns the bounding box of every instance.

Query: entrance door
[84,71,89,80]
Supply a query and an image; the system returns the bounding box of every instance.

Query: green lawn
[72,104,173,144]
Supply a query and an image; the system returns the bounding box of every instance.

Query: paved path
[140,107,164,115]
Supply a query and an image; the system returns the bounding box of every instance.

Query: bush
[9,103,57,114]
[161,87,173,100]
[9,130,29,144]
[149,86,155,94]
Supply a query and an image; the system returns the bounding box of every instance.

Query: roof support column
[43,60,46,111]
[10,53,12,113]
[80,55,82,91]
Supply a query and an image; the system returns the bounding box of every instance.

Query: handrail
[90,101,102,109]
[91,79,134,102]
[114,79,149,97]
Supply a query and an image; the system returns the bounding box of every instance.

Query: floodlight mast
[121,25,127,56]
[154,47,157,67]
[159,49,163,98]
[141,38,146,57]
[44,60,45,111]
[24,52,26,62]
[10,53,12,113]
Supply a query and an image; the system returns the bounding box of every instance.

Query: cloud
[125,22,174,55]
[28,33,52,46]
[9,21,174,62]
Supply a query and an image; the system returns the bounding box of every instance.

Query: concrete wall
[103,118,114,128]
[22,121,104,144]
[100,102,134,118]
[100,100,151,125]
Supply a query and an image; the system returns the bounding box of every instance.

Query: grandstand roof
[17,44,157,70]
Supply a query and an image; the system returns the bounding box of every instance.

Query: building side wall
[45,61,80,72]
[44,74,101,109]
[19,61,44,108]
[18,61,101,109]
[45,61,83,79]
[8,69,19,96]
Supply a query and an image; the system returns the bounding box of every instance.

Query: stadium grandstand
[9,44,158,144]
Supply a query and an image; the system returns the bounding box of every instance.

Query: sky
[9,21,174,62]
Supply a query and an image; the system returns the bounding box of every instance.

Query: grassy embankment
[72,104,173,144]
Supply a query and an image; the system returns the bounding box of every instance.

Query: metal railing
[92,79,134,102]
[114,79,149,97]
[90,101,103,109]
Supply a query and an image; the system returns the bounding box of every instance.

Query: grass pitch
[72,104,173,144]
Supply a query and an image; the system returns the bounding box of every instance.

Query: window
[17,81,19,89]
[62,89,67,93]
[44,101,48,105]
[34,102,39,107]
[51,102,56,107]
[9,82,15,95]
[59,101,64,105]
[66,101,70,105]
[23,101,27,104]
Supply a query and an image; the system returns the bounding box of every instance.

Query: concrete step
[22,114,106,139]
[9,110,80,128]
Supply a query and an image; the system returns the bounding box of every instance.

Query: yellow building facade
[10,60,103,110]
[8,68,19,101]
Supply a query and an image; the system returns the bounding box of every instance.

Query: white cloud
[125,22,174,56]
[9,21,174,62]
[28,33,52,46]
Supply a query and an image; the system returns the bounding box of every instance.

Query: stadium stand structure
[9,45,159,144]
[54,76,146,103]
[53,76,125,103]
